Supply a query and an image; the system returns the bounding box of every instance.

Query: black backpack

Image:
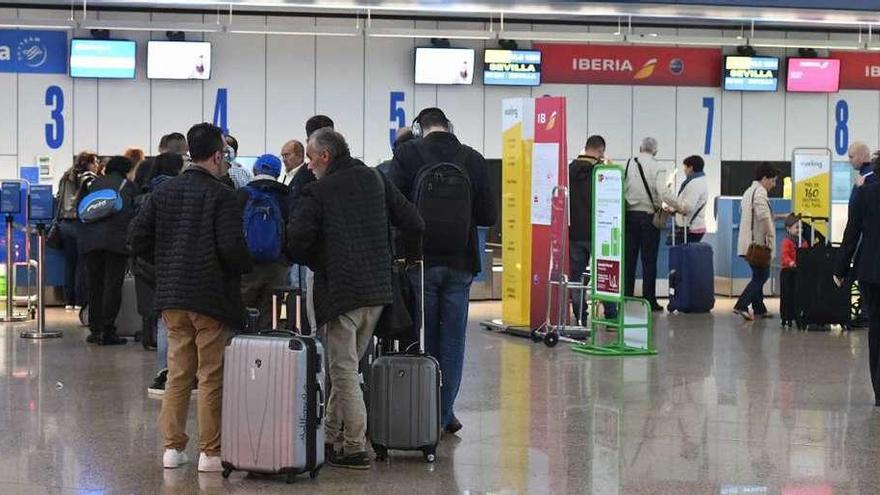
[412,146,472,255]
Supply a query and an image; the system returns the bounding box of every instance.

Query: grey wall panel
[435,22,485,154]
[535,84,588,162]
[785,92,829,157]
[315,18,364,158]
[364,19,414,165]
[827,91,879,160]
[633,87,676,160]
[204,15,267,157]
[411,21,438,116]
[589,86,633,163]
[265,16,316,158]
[741,91,785,161]
[72,77,98,155]
[95,11,151,157]
[149,12,204,155]
[0,156,17,182]
[720,90,742,161]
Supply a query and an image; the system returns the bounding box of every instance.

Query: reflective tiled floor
[0,298,877,494]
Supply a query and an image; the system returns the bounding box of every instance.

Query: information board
[592,166,625,299]
[29,185,54,222]
[792,148,832,237]
[0,182,21,214]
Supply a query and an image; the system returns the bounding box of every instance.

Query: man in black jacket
[569,135,617,323]
[129,123,252,473]
[79,155,137,345]
[835,181,880,407]
[237,153,292,330]
[388,107,497,435]
[287,128,423,470]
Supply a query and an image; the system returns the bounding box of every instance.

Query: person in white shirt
[280,139,305,187]
[663,155,708,244]
[624,137,672,312]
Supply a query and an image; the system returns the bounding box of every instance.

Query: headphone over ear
[412,107,453,138]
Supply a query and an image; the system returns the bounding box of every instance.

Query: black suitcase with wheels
[794,245,851,329]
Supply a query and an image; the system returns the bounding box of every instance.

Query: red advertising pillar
[529,96,568,330]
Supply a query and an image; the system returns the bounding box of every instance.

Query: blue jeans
[569,240,617,324]
[157,317,168,370]
[735,264,770,314]
[410,265,473,427]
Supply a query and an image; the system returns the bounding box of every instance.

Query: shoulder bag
[628,158,670,229]
[744,187,772,269]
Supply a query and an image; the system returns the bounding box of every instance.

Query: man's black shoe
[99,334,128,346]
[86,333,100,344]
[445,417,463,435]
[650,304,664,313]
[328,451,370,470]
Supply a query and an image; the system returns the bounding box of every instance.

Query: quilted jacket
[287,155,424,327]
[128,166,253,329]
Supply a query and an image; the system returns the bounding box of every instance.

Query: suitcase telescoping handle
[403,260,426,355]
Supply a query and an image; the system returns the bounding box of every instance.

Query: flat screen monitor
[483,49,542,86]
[723,56,779,91]
[70,39,136,79]
[786,57,840,93]
[147,41,212,80]
[415,47,475,85]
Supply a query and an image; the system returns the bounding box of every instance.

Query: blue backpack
[243,186,284,263]
[78,179,127,223]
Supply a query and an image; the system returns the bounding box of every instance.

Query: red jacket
[781,236,807,268]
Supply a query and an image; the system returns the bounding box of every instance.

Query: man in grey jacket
[624,137,671,312]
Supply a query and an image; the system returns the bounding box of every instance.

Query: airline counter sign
[0,30,67,74]
[535,43,722,87]
[830,51,880,90]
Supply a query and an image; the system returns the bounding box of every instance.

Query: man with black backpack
[237,154,291,331]
[388,107,497,435]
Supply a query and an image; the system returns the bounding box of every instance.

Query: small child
[780,213,807,327]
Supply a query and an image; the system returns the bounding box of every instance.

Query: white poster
[593,167,624,298]
[530,142,559,226]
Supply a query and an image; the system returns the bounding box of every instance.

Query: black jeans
[86,251,128,337]
[59,220,87,306]
[569,240,617,323]
[860,282,880,403]
[624,211,661,305]
[735,264,770,314]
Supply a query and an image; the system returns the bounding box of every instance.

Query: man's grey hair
[640,137,658,155]
[309,128,350,160]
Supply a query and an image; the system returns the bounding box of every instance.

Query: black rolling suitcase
[793,217,850,329]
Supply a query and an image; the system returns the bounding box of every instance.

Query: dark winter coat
[128,166,253,329]
[388,131,497,274]
[77,171,137,255]
[287,154,424,327]
[569,155,600,243]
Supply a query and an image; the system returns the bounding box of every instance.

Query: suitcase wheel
[422,447,436,463]
[222,467,233,479]
[529,330,543,343]
[373,444,388,461]
[286,473,297,484]
[309,466,321,479]
[543,332,559,348]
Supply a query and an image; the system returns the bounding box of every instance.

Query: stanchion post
[2,213,26,323]
[21,223,60,339]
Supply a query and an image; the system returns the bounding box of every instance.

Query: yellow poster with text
[792,150,832,239]
[501,99,534,326]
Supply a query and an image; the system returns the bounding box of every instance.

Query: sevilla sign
[830,51,880,90]
[535,43,722,87]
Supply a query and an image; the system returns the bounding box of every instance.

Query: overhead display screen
[483,49,542,86]
[70,39,136,79]
[147,41,212,80]
[723,56,779,91]
[787,57,841,93]
[415,47,475,85]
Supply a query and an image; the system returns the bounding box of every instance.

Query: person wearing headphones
[388,108,498,435]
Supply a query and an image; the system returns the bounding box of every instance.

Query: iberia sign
[535,43,722,87]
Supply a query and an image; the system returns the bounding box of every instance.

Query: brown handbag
[744,188,772,269]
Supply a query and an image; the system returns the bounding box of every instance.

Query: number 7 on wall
[702,97,714,156]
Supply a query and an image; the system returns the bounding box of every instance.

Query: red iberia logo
[633,58,657,80]
[545,110,558,131]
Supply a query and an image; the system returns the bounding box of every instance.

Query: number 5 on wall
[45,86,64,150]
[389,91,406,150]
[702,97,714,156]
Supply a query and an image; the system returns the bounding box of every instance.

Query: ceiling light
[748,38,864,50]
[366,27,495,40]
[0,18,75,30]
[80,20,222,33]
[498,31,625,44]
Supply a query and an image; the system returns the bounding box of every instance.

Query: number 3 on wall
[45,86,64,150]
[389,91,406,150]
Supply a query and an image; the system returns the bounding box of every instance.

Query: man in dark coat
[287,128,423,470]
[128,122,252,473]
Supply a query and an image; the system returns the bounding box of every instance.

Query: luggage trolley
[530,186,591,348]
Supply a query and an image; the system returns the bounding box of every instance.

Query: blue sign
[29,185,54,222]
[0,30,68,74]
[0,183,21,214]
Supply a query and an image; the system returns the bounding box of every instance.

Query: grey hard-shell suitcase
[368,262,441,463]
[220,326,326,483]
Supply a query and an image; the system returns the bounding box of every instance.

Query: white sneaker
[74,305,82,310]
[64,305,74,310]
[163,449,189,469]
[198,452,223,472]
